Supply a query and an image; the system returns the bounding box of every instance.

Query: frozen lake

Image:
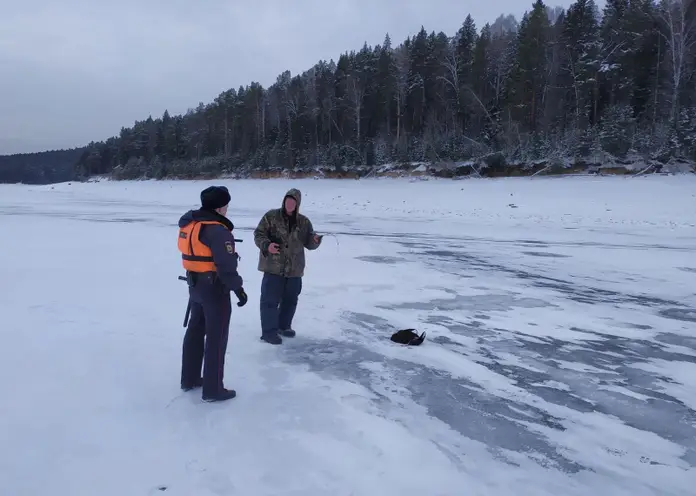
[0,175,695,495]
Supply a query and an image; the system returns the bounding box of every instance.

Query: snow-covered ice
[0,175,695,496]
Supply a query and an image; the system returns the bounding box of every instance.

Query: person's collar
[195,208,235,231]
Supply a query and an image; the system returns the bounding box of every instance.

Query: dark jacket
[178,209,244,292]
[253,188,321,278]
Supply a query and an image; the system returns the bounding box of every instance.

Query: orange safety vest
[177,220,224,272]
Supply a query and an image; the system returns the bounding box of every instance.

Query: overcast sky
[0,0,590,155]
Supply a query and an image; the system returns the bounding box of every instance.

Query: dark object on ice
[390,329,426,345]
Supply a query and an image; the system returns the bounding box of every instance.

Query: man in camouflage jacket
[253,188,322,344]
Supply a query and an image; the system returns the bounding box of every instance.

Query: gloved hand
[234,288,248,307]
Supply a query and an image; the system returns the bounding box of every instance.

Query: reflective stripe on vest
[177,220,224,272]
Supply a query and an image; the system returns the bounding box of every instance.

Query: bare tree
[284,86,299,166]
[488,32,513,108]
[315,62,341,145]
[656,0,696,127]
[439,40,461,131]
[346,71,365,154]
[393,44,418,146]
[248,83,266,145]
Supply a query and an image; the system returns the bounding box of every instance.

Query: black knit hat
[200,186,231,210]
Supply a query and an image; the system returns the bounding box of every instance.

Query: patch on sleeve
[225,241,235,254]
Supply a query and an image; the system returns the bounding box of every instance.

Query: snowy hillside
[0,175,695,495]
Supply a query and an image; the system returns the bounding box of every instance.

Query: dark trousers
[260,273,302,336]
[181,281,232,397]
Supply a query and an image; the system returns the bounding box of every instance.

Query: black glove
[234,288,248,307]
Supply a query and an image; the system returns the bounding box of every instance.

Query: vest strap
[182,254,214,262]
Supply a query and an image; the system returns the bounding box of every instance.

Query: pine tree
[508,0,552,134]
[562,0,601,128]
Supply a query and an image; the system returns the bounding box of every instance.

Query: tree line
[2,0,695,184]
[0,148,85,184]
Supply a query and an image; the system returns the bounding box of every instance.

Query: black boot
[260,333,282,345]
[279,328,296,338]
[203,388,237,402]
[181,377,203,391]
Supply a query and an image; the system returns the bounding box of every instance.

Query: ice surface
[0,175,695,495]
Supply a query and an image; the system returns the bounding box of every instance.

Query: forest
[2,0,695,183]
[0,148,85,184]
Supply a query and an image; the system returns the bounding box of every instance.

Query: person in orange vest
[177,185,247,402]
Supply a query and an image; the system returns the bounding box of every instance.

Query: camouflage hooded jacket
[253,188,321,278]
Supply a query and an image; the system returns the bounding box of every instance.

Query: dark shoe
[260,333,282,345]
[181,377,203,391]
[202,388,237,402]
[279,328,296,338]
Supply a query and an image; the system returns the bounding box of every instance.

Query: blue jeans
[260,273,302,336]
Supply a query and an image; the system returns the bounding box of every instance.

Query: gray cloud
[0,0,590,154]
